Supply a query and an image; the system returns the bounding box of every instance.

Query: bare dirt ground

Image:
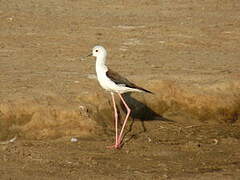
[0,0,240,179]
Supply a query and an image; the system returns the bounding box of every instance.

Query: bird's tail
[138,87,154,94]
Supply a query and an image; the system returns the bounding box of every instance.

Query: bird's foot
[106,142,122,149]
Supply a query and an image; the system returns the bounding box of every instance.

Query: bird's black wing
[106,69,152,94]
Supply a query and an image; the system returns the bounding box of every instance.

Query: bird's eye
[95,50,98,52]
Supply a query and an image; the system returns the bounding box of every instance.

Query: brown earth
[0,0,240,179]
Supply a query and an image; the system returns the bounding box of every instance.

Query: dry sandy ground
[0,0,240,179]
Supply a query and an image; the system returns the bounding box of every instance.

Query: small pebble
[79,105,86,111]
[7,17,13,22]
[147,137,152,142]
[71,137,78,142]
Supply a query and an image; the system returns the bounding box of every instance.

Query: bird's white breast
[96,63,114,91]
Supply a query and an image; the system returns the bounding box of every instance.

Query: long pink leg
[117,93,131,145]
[112,92,118,146]
[107,92,119,149]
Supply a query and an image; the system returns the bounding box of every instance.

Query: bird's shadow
[117,92,174,145]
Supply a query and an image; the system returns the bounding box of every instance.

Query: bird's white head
[92,45,107,58]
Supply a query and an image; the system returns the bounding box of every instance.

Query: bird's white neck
[96,55,108,75]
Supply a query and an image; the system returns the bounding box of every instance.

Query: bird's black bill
[80,53,92,61]
[86,53,92,57]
